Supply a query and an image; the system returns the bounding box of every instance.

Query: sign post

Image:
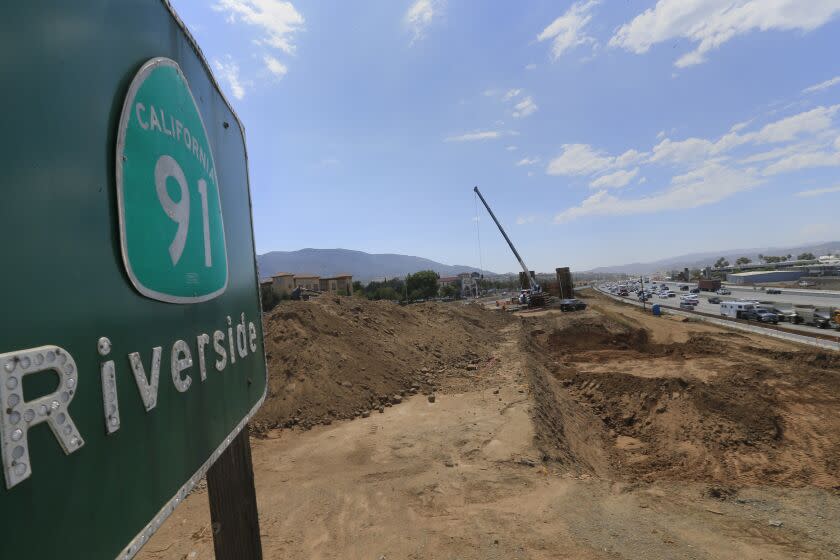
[0,2,267,558]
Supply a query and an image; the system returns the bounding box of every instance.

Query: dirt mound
[525,311,840,489]
[254,297,513,431]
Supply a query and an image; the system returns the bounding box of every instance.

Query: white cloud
[525,63,537,70]
[445,130,501,142]
[739,142,814,164]
[263,54,288,78]
[656,130,666,139]
[516,215,537,225]
[214,0,304,54]
[502,88,522,101]
[506,145,518,151]
[555,163,761,222]
[590,167,639,189]
[747,105,839,144]
[516,157,540,166]
[547,144,646,176]
[405,0,444,43]
[213,57,246,100]
[537,0,599,60]
[803,76,840,94]
[547,144,614,175]
[763,151,840,175]
[512,96,538,118]
[649,105,840,164]
[796,185,840,197]
[610,1,840,68]
[650,137,715,164]
[615,148,646,168]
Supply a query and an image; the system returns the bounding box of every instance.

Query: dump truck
[697,279,722,292]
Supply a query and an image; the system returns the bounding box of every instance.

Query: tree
[714,257,730,268]
[406,270,439,300]
[735,257,752,266]
[690,268,702,280]
[440,284,459,299]
[798,252,815,261]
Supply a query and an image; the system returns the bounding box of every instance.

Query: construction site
[130,186,840,560]
[137,287,840,559]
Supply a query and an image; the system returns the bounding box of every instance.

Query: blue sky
[170,0,840,272]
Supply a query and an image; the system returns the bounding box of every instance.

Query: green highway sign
[0,2,267,558]
[118,58,228,304]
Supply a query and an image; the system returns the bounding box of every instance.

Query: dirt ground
[139,292,840,560]
[254,296,513,431]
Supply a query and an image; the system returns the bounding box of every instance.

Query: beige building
[271,272,295,296]
[319,274,353,295]
[438,276,458,288]
[294,274,320,291]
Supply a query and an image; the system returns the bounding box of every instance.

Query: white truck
[720,301,755,319]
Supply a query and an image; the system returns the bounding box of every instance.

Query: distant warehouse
[728,270,803,285]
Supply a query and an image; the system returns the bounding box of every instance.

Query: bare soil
[526,294,840,489]
[254,296,513,431]
[139,291,840,560]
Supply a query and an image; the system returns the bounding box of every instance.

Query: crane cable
[474,189,485,282]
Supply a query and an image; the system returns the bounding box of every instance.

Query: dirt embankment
[524,302,840,489]
[254,296,514,431]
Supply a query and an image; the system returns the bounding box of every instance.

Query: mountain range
[584,241,840,275]
[257,248,491,283]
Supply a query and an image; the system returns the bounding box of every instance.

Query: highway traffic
[600,280,840,341]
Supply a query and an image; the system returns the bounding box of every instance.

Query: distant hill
[257,248,493,283]
[585,241,840,275]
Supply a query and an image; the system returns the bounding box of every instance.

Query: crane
[473,186,543,303]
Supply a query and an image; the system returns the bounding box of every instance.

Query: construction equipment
[473,186,546,307]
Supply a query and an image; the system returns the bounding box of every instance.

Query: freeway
[646,281,840,309]
[638,282,840,341]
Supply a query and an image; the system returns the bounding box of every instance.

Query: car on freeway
[658,292,671,299]
[708,296,722,304]
[716,288,731,295]
[679,301,698,310]
[668,292,676,297]
[766,288,782,294]
[559,298,587,312]
[689,287,701,294]
[744,308,779,324]
[679,285,689,291]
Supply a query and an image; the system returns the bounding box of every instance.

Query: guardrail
[592,288,840,352]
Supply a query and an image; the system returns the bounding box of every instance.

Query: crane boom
[473,186,539,292]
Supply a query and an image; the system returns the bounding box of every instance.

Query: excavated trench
[523,312,840,489]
